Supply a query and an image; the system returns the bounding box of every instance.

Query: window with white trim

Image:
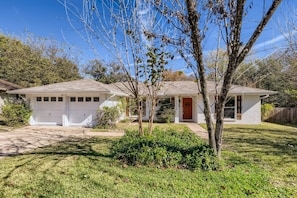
[224,97,235,119]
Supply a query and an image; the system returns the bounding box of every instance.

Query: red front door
[183,98,192,119]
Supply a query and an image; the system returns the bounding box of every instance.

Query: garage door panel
[69,102,99,126]
[34,101,63,125]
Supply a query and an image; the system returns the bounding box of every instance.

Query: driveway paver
[0,126,124,158]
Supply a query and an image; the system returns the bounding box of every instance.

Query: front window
[224,97,235,119]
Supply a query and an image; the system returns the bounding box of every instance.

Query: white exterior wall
[196,95,215,123]
[234,95,261,124]
[197,94,261,125]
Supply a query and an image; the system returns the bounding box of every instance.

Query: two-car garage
[7,79,128,127]
[31,95,102,126]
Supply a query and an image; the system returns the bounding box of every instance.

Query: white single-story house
[8,79,276,126]
[0,79,22,114]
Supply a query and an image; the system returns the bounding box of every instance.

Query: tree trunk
[136,96,144,136]
[148,98,156,135]
[186,0,217,151]
[214,0,282,158]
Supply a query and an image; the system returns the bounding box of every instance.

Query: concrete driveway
[0,126,124,158]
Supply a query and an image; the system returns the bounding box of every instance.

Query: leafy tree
[143,46,169,134]
[255,54,297,107]
[0,34,81,87]
[63,0,172,136]
[162,68,194,81]
[152,0,282,158]
[84,60,128,84]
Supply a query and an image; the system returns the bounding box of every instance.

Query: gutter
[260,94,270,99]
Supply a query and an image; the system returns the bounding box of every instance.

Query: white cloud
[253,30,297,50]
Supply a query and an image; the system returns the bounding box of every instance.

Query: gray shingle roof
[8,79,276,96]
[112,81,277,96]
[8,79,128,96]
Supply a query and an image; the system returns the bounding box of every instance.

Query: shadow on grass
[0,137,124,197]
[1,137,117,184]
[224,127,297,161]
[28,137,116,158]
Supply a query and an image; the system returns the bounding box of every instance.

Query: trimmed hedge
[112,127,218,170]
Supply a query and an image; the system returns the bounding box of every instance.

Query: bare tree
[151,0,282,157]
[61,0,171,135]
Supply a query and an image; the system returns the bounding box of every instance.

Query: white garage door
[68,96,100,126]
[34,96,64,125]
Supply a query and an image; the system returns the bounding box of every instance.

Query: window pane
[78,97,84,102]
[58,97,63,102]
[224,108,235,119]
[36,97,42,102]
[93,97,100,102]
[51,97,56,102]
[70,97,76,102]
[225,97,235,107]
[86,97,91,102]
[43,97,49,102]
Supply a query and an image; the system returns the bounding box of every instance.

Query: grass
[92,122,189,132]
[223,122,297,192]
[0,122,296,197]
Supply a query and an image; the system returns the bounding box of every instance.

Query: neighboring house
[8,79,276,126]
[0,79,22,114]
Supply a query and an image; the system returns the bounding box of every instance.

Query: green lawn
[0,123,296,197]
[223,123,297,192]
[92,122,190,132]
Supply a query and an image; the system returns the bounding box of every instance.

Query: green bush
[96,106,120,129]
[112,127,218,170]
[261,103,274,121]
[2,99,32,127]
[156,98,175,123]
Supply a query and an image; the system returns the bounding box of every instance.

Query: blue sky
[0,0,296,73]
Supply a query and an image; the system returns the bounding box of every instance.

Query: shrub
[96,106,120,129]
[112,127,218,170]
[2,99,32,127]
[156,98,175,123]
[261,103,274,121]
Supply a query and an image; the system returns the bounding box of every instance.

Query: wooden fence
[265,108,297,124]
